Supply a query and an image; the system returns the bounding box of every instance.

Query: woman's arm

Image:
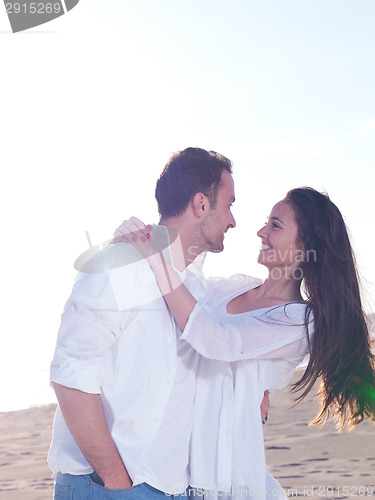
[149,253,197,331]
[113,218,312,363]
[152,256,309,362]
[113,217,196,331]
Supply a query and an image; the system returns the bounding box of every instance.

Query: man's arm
[52,383,132,489]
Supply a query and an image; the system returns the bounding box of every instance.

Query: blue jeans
[54,472,190,499]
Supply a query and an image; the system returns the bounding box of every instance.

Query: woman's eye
[272,222,280,229]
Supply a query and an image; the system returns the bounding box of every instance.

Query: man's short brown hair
[155,147,233,219]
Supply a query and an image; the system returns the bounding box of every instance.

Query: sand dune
[0,375,374,500]
[0,404,56,499]
[264,376,375,499]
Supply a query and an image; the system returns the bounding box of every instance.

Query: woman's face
[257,201,305,273]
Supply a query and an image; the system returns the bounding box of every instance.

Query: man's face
[200,171,236,253]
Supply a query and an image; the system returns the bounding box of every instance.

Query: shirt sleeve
[180,301,312,362]
[50,244,147,394]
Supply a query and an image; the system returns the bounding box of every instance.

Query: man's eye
[272,222,280,229]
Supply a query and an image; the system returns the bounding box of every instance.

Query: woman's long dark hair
[284,187,375,430]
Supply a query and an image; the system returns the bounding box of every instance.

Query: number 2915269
[5,3,62,14]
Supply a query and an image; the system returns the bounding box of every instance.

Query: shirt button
[166,380,171,385]
[153,416,159,421]
[138,447,143,453]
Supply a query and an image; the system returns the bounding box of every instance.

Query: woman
[114,187,375,499]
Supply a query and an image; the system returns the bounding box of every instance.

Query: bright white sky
[1,0,374,410]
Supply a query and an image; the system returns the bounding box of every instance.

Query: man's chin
[211,243,224,254]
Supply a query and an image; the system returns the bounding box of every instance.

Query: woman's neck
[257,272,303,303]
[227,272,303,315]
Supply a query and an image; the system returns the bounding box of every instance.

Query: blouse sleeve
[180,300,312,362]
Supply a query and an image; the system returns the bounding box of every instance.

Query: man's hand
[261,390,270,423]
[104,478,133,490]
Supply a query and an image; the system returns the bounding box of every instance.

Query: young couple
[49,147,375,500]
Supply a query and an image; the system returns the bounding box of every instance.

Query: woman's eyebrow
[270,216,284,224]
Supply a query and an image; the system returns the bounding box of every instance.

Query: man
[48,147,268,499]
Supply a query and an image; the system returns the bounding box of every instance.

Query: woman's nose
[257,225,268,238]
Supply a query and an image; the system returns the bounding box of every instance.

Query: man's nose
[229,212,236,229]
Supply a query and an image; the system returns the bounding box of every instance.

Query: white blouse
[181,274,313,500]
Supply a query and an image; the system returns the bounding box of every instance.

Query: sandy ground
[263,376,375,500]
[0,404,56,499]
[0,376,374,500]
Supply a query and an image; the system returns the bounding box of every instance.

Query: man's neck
[159,217,201,271]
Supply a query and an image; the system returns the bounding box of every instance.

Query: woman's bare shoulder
[206,274,263,297]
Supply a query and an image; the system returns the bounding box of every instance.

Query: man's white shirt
[48,236,207,495]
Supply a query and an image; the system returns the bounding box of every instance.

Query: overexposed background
[1,0,374,410]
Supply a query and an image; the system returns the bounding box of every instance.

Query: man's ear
[192,192,209,219]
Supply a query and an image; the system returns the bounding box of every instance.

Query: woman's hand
[261,390,270,424]
[113,217,159,261]
[113,216,151,244]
